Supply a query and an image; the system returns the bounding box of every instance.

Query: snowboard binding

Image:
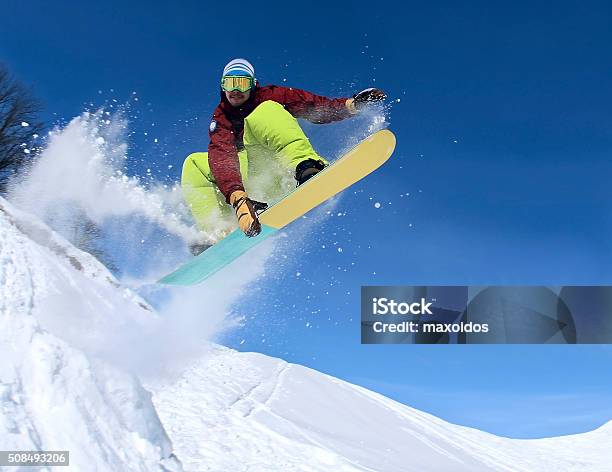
[295,159,327,186]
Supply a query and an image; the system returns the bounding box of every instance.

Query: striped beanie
[222,58,255,78]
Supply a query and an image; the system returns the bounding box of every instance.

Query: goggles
[221,75,254,93]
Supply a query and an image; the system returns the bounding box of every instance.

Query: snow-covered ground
[150,347,611,472]
[0,198,181,471]
[1,196,610,471]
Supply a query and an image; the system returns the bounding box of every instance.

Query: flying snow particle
[374,202,381,208]
[338,248,343,253]
[21,122,30,127]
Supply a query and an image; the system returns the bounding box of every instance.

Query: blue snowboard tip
[158,224,277,286]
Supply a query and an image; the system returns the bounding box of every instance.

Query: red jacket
[208,84,352,201]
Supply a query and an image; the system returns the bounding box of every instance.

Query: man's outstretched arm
[263,85,385,123]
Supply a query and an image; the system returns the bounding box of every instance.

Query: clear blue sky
[2,0,612,438]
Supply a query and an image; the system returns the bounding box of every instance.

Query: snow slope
[150,346,611,472]
[1,195,609,471]
[0,197,181,471]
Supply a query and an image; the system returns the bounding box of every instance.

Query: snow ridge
[149,347,612,472]
[0,197,181,471]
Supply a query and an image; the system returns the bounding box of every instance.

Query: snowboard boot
[295,158,327,186]
[189,241,211,256]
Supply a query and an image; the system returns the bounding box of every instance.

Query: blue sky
[2,0,612,438]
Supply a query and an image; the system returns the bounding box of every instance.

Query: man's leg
[242,100,328,172]
[181,151,249,233]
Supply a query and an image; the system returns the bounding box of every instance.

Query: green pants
[182,100,326,231]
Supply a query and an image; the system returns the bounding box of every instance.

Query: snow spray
[6,102,388,376]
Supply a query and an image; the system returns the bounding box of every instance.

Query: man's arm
[264,86,356,124]
[208,113,244,202]
[207,110,267,237]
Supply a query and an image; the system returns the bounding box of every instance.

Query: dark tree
[0,64,44,193]
[0,65,117,274]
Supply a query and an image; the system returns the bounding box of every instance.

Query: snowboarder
[182,58,385,252]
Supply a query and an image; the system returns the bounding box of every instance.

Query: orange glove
[229,190,268,237]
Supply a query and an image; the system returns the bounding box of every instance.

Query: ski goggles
[221,75,254,93]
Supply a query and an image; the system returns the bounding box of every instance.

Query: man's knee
[251,100,288,116]
[182,152,214,189]
[245,100,294,129]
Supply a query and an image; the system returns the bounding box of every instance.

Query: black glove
[353,88,387,110]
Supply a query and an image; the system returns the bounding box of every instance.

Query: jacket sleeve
[207,111,245,202]
[266,86,353,124]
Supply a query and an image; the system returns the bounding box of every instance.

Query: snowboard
[158,129,396,286]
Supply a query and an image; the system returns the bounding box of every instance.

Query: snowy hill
[150,347,611,472]
[1,195,610,471]
[0,198,181,471]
